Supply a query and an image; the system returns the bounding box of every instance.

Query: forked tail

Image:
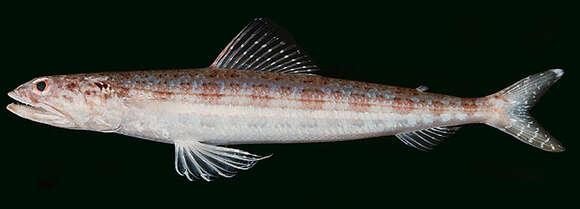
[486,69,564,152]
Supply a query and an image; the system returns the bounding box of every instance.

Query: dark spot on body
[208,72,217,78]
[65,83,77,90]
[95,82,109,90]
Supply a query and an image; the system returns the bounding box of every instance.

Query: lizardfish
[7,18,565,182]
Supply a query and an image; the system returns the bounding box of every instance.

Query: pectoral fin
[174,141,270,181]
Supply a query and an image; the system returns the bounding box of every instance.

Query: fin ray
[396,126,461,151]
[174,141,269,181]
[211,18,319,74]
[184,147,211,181]
[487,69,564,152]
[196,145,260,170]
[191,148,236,178]
[196,147,250,170]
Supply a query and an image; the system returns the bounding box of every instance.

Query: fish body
[7,18,565,182]
[25,68,487,145]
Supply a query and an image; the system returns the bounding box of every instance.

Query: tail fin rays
[487,69,564,152]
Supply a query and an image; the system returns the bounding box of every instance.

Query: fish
[7,18,565,182]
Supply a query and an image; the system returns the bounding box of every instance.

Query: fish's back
[102,68,475,112]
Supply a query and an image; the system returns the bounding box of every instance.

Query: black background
[3,2,578,207]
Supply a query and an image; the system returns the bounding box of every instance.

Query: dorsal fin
[416,85,429,92]
[396,126,461,151]
[210,18,319,74]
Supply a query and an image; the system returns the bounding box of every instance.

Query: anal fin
[174,140,270,181]
[396,126,461,151]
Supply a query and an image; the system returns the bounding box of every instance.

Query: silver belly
[117,102,481,145]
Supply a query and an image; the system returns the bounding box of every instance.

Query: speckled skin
[21,68,494,145]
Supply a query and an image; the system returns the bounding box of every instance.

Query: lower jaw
[6,103,71,127]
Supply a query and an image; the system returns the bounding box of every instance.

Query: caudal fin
[487,69,564,152]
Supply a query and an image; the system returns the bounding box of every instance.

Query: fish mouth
[7,91,76,128]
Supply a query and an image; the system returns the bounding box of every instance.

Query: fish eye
[36,81,47,92]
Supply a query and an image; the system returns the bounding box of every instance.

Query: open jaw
[6,91,74,128]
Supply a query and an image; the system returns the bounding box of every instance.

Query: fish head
[7,76,84,129]
[7,75,122,131]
